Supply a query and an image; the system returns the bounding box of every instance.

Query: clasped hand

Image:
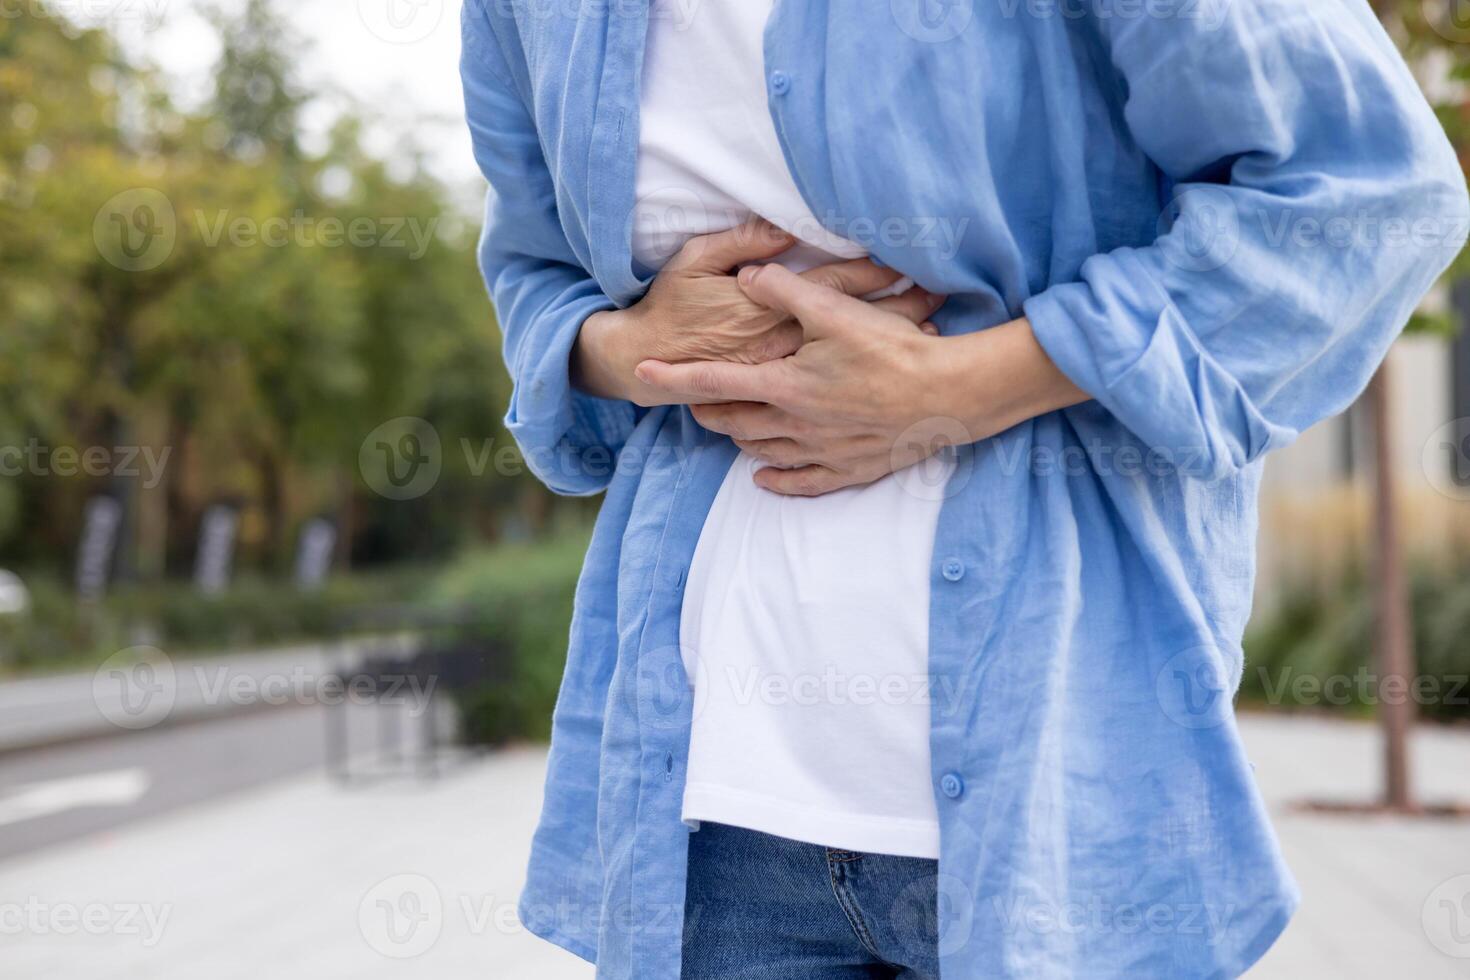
[573,219,1085,495]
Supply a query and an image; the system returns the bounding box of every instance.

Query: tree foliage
[0,3,517,581]
[1376,0,1470,321]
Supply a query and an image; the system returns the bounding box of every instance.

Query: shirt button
[940,772,965,799]
[769,70,791,96]
[941,558,965,582]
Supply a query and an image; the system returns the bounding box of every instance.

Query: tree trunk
[132,406,169,582]
[257,447,287,572]
[1366,356,1417,813]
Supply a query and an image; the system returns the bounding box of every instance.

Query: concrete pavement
[0,713,1466,978]
[1238,713,1470,979]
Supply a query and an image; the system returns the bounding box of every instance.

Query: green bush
[0,567,427,675]
[425,530,589,745]
[1242,561,1470,722]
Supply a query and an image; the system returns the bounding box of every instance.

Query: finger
[799,259,904,299]
[734,438,809,468]
[691,402,798,441]
[634,358,788,405]
[752,464,850,497]
[737,262,875,339]
[871,287,946,326]
[667,218,795,274]
[737,321,803,364]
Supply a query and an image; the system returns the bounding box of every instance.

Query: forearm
[923,317,1089,442]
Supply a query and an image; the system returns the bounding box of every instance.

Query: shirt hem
[1217,886,1299,980]
[682,781,941,860]
[517,896,599,967]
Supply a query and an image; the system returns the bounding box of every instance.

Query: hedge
[1241,561,1470,722]
[0,568,424,675]
[423,530,589,745]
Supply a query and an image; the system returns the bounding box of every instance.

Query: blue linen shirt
[459,1,1467,976]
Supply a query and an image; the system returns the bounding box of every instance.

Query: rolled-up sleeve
[460,0,636,495]
[1024,0,1469,480]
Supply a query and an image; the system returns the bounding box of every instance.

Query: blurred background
[1,1,1469,978]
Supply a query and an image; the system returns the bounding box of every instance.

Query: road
[0,697,438,862]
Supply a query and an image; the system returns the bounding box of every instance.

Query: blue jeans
[681,822,941,979]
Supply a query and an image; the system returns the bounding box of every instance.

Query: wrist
[921,318,1087,441]
[573,307,646,403]
[573,305,678,407]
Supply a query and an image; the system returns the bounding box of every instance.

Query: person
[459,1,1467,977]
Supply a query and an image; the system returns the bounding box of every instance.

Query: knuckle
[772,440,802,465]
[781,412,813,438]
[691,367,721,397]
[808,295,839,320]
[671,236,704,264]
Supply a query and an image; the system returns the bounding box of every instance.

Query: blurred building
[1256,287,1470,603]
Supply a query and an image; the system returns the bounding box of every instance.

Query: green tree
[0,2,517,588]
[1357,1,1469,812]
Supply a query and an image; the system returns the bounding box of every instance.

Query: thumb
[737,262,871,339]
[667,218,795,274]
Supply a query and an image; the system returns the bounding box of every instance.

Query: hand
[571,219,936,406]
[633,263,1088,496]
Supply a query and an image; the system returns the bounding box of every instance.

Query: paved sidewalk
[1,713,1467,979]
[1237,713,1470,979]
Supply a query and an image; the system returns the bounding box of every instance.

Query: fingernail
[738,265,759,287]
[634,363,651,383]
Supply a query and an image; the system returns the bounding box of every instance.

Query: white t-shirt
[632,0,953,860]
